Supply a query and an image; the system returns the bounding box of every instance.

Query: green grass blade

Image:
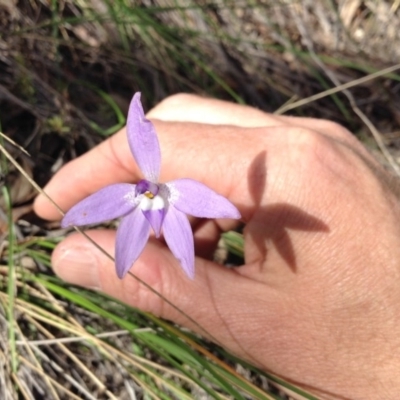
[0,134,18,373]
[222,231,244,258]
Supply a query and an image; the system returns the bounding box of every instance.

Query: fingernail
[53,247,101,290]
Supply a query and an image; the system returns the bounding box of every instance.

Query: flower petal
[115,207,150,279]
[166,179,241,219]
[162,206,195,279]
[142,209,165,238]
[61,184,137,227]
[139,192,166,237]
[127,92,161,182]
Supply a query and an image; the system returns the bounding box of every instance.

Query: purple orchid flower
[61,92,241,279]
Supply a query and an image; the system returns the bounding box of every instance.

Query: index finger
[33,120,270,221]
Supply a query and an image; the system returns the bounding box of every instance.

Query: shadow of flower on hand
[247,151,329,272]
[248,204,329,272]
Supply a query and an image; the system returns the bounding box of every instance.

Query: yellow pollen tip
[144,191,154,199]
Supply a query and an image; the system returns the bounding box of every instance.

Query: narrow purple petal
[61,184,137,227]
[127,93,161,182]
[115,207,150,279]
[166,179,241,219]
[162,206,195,279]
[142,209,165,238]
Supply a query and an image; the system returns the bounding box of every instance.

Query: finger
[147,93,356,142]
[147,93,284,127]
[148,93,376,167]
[192,219,224,259]
[51,229,262,349]
[34,121,269,220]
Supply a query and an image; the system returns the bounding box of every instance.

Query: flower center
[135,180,166,238]
[135,179,167,212]
[135,179,159,199]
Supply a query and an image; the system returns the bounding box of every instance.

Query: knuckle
[280,127,351,193]
[286,127,328,166]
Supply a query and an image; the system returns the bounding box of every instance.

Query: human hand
[34,94,400,399]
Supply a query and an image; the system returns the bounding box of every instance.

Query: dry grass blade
[275,63,400,115]
[10,372,32,400]
[19,357,88,400]
[0,292,110,399]
[0,133,30,157]
[27,316,115,399]
[0,286,152,398]
[0,316,15,400]
[20,326,199,400]
[13,322,60,399]
[17,286,176,400]
[15,329,132,346]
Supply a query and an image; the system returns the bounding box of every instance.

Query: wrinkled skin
[34,94,400,399]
